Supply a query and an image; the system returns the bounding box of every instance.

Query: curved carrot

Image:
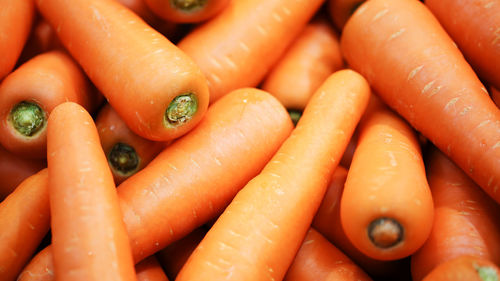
[422,256,500,281]
[178,0,324,103]
[144,0,230,23]
[176,69,370,281]
[0,169,49,281]
[425,0,500,90]
[341,0,500,203]
[36,0,209,141]
[327,0,364,31]
[340,96,434,260]
[490,86,500,109]
[47,102,136,281]
[17,247,54,281]
[284,228,372,281]
[96,104,166,184]
[0,0,34,80]
[411,149,500,281]
[136,256,169,281]
[261,17,344,110]
[0,50,97,159]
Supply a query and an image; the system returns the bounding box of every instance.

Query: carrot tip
[367,217,404,249]
[171,0,207,11]
[287,109,302,127]
[108,142,140,176]
[9,101,46,137]
[475,264,499,281]
[164,93,198,127]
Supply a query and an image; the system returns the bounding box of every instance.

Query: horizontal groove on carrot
[368,217,404,249]
[172,0,207,11]
[164,93,198,127]
[9,101,46,137]
[108,143,140,177]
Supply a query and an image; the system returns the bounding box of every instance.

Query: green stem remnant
[108,143,140,176]
[9,101,46,137]
[288,109,302,127]
[171,0,207,11]
[475,264,499,281]
[368,217,403,248]
[164,93,198,127]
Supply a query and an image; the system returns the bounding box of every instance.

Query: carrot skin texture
[144,0,230,23]
[178,0,325,103]
[176,69,370,281]
[425,0,500,90]
[36,0,209,141]
[422,256,500,281]
[136,256,169,281]
[411,149,500,281]
[17,247,54,281]
[0,169,49,281]
[47,102,136,281]
[341,0,500,203]
[261,18,344,110]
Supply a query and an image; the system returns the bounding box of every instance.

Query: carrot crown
[475,264,499,281]
[164,93,198,128]
[9,101,46,137]
[171,0,207,11]
[108,142,140,176]
[367,217,404,249]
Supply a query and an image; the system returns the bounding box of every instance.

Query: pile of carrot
[0,0,499,280]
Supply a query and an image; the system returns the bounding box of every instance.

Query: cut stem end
[164,93,198,127]
[171,0,207,11]
[475,264,499,281]
[108,143,140,176]
[368,217,403,249]
[9,101,46,137]
[288,109,302,127]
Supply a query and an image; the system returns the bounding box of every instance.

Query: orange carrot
[144,0,230,23]
[116,0,158,24]
[422,256,500,281]
[425,0,500,90]
[341,0,500,204]
[36,0,209,141]
[0,169,49,281]
[339,129,357,168]
[96,104,166,185]
[327,0,364,31]
[340,96,434,260]
[261,17,344,110]
[284,228,372,281]
[136,256,169,281]
[0,50,98,159]
[17,247,54,281]
[176,69,370,281]
[411,148,500,281]
[490,86,500,109]
[0,0,34,80]
[17,18,64,65]
[178,0,325,103]
[47,102,136,281]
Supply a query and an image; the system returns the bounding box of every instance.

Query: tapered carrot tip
[172,0,207,11]
[475,265,499,281]
[288,109,302,126]
[368,217,403,248]
[108,143,140,177]
[9,101,46,137]
[165,93,198,128]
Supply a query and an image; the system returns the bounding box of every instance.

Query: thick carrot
[0,169,49,281]
[411,148,500,281]
[327,0,364,31]
[47,102,136,281]
[491,86,500,109]
[36,0,209,141]
[340,96,434,260]
[144,0,230,23]
[425,0,500,90]
[284,228,372,281]
[136,256,169,281]
[0,0,34,80]
[341,0,500,204]
[0,145,45,200]
[422,256,500,281]
[96,104,166,185]
[178,0,325,103]
[0,50,97,159]
[261,17,344,110]
[176,69,370,281]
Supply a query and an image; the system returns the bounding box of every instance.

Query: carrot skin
[136,256,169,281]
[144,0,230,23]
[491,86,500,109]
[17,247,54,281]
[422,256,500,281]
[327,0,365,31]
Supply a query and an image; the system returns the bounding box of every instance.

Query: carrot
[327,0,365,31]
[0,0,34,80]
[116,0,158,24]
[284,228,372,281]
[261,17,344,110]
[0,145,45,200]
[96,104,166,185]
[425,0,500,90]
[422,256,500,281]
[340,96,434,260]
[17,247,54,281]
[411,148,500,281]
[339,129,357,168]
[136,256,169,281]
[0,50,98,159]
[0,169,49,281]
[47,102,136,281]
[341,0,500,204]
[178,0,325,103]
[490,86,500,109]
[144,0,230,23]
[17,18,64,65]
[176,69,370,281]
[36,0,209,142]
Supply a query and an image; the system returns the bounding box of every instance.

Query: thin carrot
[411,148,500,281]
[36,0,209,141]
[422,256,500,281]
[490,86,500,109]
[341,0,500,203]
[47,102,136,281]
[0,0,34,80]
[136,256,169,281]
[284,228,372,281]
[0,50,98,159]
[144,0,230,23]
[96,104,166,185]
[327,0,365,31]
[0,169,49,281]
[176,69,370,281]
[261,17,344,110]
[425,0,500,90]
[17,247,54,281]
[178,0,325,103]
